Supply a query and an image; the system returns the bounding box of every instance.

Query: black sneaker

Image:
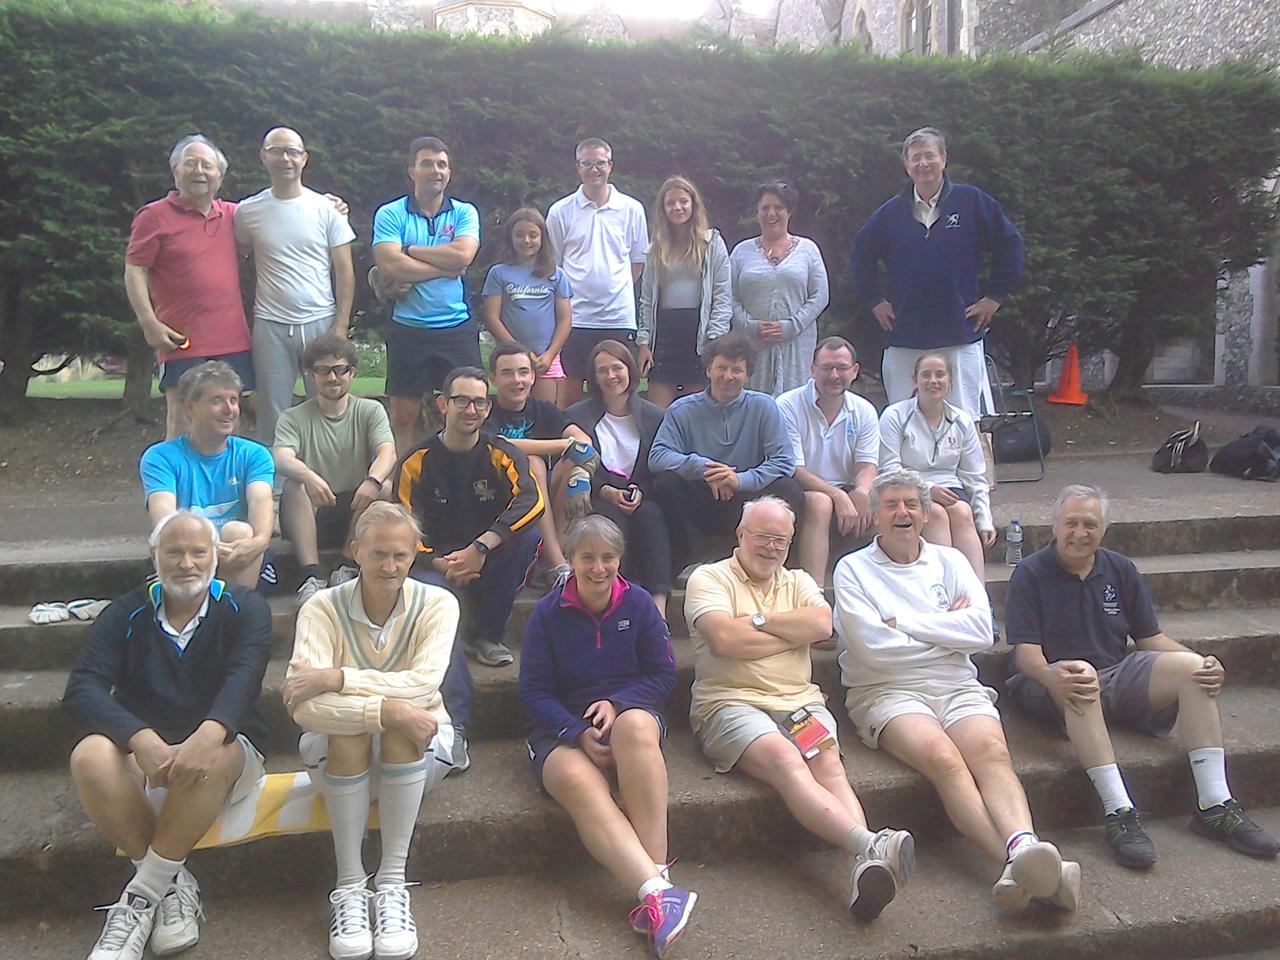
[1191,800,1280,858]
[1104,807,1157,868]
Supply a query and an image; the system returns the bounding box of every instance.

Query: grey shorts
[845,678,1000,749]
[1005,649,1178,738]
[696,702,841,774]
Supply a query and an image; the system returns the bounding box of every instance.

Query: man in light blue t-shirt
[371,136,481,455]
[140,361,276,592]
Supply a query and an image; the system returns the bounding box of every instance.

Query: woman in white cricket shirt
[878,352,994,579]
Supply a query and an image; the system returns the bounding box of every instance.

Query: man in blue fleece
[850,127,1024,417]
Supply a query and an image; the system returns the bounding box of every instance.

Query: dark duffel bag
[1151,421,1208,473]
[993,417,1052,463]
[1210,426,1280,481]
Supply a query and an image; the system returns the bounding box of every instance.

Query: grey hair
[169,134,229,176]
[870,469,933,513]
[177,360,243,405]
[738,495,796,530]
[901,126,947,162]
[354,501,423,545]
[149,510,219,551]
[563,515,625,559]
[575,137,613,162]
[1052,484,1110,526]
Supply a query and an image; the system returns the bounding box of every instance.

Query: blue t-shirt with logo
[481,261,572,354]
[372,195,480,330]
[140,436,275,529]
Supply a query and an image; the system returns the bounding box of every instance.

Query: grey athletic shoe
[465,637,514,667]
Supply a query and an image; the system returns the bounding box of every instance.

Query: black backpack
[1209,426,1280,481]
[1151,421,1208,473]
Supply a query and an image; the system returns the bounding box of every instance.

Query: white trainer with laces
[372,883,419,960]
[329,564,360,587]
[151,867,203,955]
[328,884,373,960]
[88,892,157,960]
[297,576,328,609]
[992,839,1062,909]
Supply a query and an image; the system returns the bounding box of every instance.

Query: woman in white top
[878,353,995,578]
[730,181,830,396]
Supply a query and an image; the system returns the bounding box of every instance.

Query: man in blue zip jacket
[850,127,1024,417]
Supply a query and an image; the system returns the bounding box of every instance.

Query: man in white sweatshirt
[284,502,459,960]
[834,469,1079,912]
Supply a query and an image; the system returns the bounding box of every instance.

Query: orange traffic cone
[1048,343,1088,406]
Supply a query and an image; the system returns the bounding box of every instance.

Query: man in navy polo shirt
[372,136,481,455]
[849,126,1023,418]
[1004,484,1278,868]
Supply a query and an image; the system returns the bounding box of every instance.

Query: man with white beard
[62,511,273,960]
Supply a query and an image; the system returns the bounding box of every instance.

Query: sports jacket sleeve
[849,202,891,308]
[518,604,591,743]
[978,192,1024,302]
[205,590,272,742]
[648,404,711,481]
[62,600,151,749]
[394,444,437,555]
[487,437,545,543]
[737,397,796,493]
[608,596,677,713]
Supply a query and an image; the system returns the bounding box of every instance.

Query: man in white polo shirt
[546,137,648,407]
[776,336,879,586]
[235,126,357,445]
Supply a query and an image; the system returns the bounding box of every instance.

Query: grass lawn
[27,377,389,399]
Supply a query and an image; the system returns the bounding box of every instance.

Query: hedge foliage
[1,0,1278,409]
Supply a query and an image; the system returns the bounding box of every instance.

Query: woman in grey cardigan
[637,176,732,407]
[566,339,673,618]
[730,181,830,396]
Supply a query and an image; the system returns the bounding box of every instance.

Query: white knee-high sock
[375,759,428,889]
[321,769,372,888]
[125,848,184,903]
[1188,747,1233,809]
[1086,763,1135,815]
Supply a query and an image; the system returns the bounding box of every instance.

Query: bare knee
[219,520,252,543]
[389,398,420,432]
[962,731,1014,772]
[70,734,125,780]
[945,500,975,526]
[609,710,661,753]
[913,741,972,785]
[327,734,373,774]
[1163,650,1208,688]
[744,736,812,788]
[928,502,949,526]
[381,729,425,764]
[803,492,833,526]
[807,747,847,784]
[282,478,310,508]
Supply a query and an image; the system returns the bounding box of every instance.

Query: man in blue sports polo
[849,126,1023,418]
[371,136,481,456]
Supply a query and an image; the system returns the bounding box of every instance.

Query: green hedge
[1,0,1277,409]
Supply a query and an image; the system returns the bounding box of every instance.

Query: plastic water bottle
[1005,519,1024,567]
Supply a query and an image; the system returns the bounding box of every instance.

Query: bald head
[260,127,308,189]
[263,127,304,151]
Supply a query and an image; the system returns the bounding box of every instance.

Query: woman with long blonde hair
[637,176,732,407]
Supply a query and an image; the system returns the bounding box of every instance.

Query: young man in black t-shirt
[486,342,597,587]
[1005,484,1278,869]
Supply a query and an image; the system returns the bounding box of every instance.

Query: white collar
[158,594,210,644]
[574,184,616,210]
[348,578,407,632]
[870,536,932,566]
[913,185,942,207]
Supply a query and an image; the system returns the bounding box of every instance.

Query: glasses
[816,363,856,375]
[744,530,792,550]
[447,395,492,412]
[577,159,610,171]
[313,363,355,377]
[264,146,305,160]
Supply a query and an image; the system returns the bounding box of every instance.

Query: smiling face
[154,515,217,600]
[1053,496,1106,569]
[874,483,928,549]
[409,148,451,202]
[576,145,612,191]
[437,375,490,436]
[904,138,947,199]
[511,219,542,262]
[707,354,749,404]
[308,354,355,401]
[570,534,622,597]
[593,351,631,401]
[735,501,795,582]
[913,355,952,403]
[756,192,790,237]
[493,352,535,409]
[260,127,307,185]
[663,187,694,227]
[186,384,240,439]
[811,345,859,399]
[172,142,223,205]
[354,519,417,598]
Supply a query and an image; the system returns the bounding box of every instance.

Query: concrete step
[5,804,1280,960]
[6,511,1279,607]
[3,684,1278,919]
[6,608,1279,769]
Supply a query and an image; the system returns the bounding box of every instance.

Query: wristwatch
[471,539,491,556]
[750,613,768,631]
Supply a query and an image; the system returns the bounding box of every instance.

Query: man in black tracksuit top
[395,366,544,768]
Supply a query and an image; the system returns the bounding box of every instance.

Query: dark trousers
[651,472,805,574]
[410,525,540,731]
[593,493,673,596]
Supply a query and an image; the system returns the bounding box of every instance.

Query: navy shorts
[385,318,481,399]
[527,707,667,794]
[158,350,255,392]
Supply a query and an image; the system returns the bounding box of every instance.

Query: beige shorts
[696,702,841,774]
[845,679,999,749]
[299,724,456,799]
[144,733,266,813]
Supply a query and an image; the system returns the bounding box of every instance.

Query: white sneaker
[328,884,373,960]
[991,839,1062,908]
[151,868,202,955]
[865,828,915,891]
[329,564,360,587]
[371,883,418,960]
[1038,859,1081,911]
[88,892,157,960]
[297,575,328,609]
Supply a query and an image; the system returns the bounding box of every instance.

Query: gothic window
[854,7,873,52]
[900,0,933,53]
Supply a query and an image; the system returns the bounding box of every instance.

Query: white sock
[1006,831,1037,859]
[843,824,875,856]
[374,759,428,889]
[1188,747,1233,809]
[637,876,674,901]
[125,848,184,903]
[1086,763,1134,815]
[320,768,371,888]
[655,862,670,880]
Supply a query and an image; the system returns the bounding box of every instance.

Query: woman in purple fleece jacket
[518,515,697,957]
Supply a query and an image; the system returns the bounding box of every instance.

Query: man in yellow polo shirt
[683,496,913,921]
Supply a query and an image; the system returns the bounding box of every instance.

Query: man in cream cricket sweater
[833,469,1080,913]
[284,502,458,960]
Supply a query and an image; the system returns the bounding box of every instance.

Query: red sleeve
[125,206,162,267]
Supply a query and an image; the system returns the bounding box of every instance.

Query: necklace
[757,235,795,266]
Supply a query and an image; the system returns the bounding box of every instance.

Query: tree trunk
[122,326,156,423]
[1107,316,1157,399]
[0,275,31,423]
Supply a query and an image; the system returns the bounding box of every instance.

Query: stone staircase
[2,510,1279,958]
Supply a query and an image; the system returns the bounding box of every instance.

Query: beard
[162,569,215,600]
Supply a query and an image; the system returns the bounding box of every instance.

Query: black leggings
[592,492,673,597]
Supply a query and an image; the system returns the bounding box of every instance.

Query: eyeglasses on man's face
[447,395,492,412]
[264,146,306,160]
[744,529,792,550]
[312,363,355,378]
[577,159,610,171]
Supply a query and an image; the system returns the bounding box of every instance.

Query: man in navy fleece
[849,126,1024,417]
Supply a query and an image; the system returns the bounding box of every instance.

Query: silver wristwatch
[750,612,768,631]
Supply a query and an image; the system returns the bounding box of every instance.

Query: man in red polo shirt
[125,134,254,439]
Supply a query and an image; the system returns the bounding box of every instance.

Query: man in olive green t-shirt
[273,334,396,607]
[683,495,915,921]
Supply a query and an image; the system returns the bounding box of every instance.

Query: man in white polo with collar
[546,137,648,406]
[776,335,879,586]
